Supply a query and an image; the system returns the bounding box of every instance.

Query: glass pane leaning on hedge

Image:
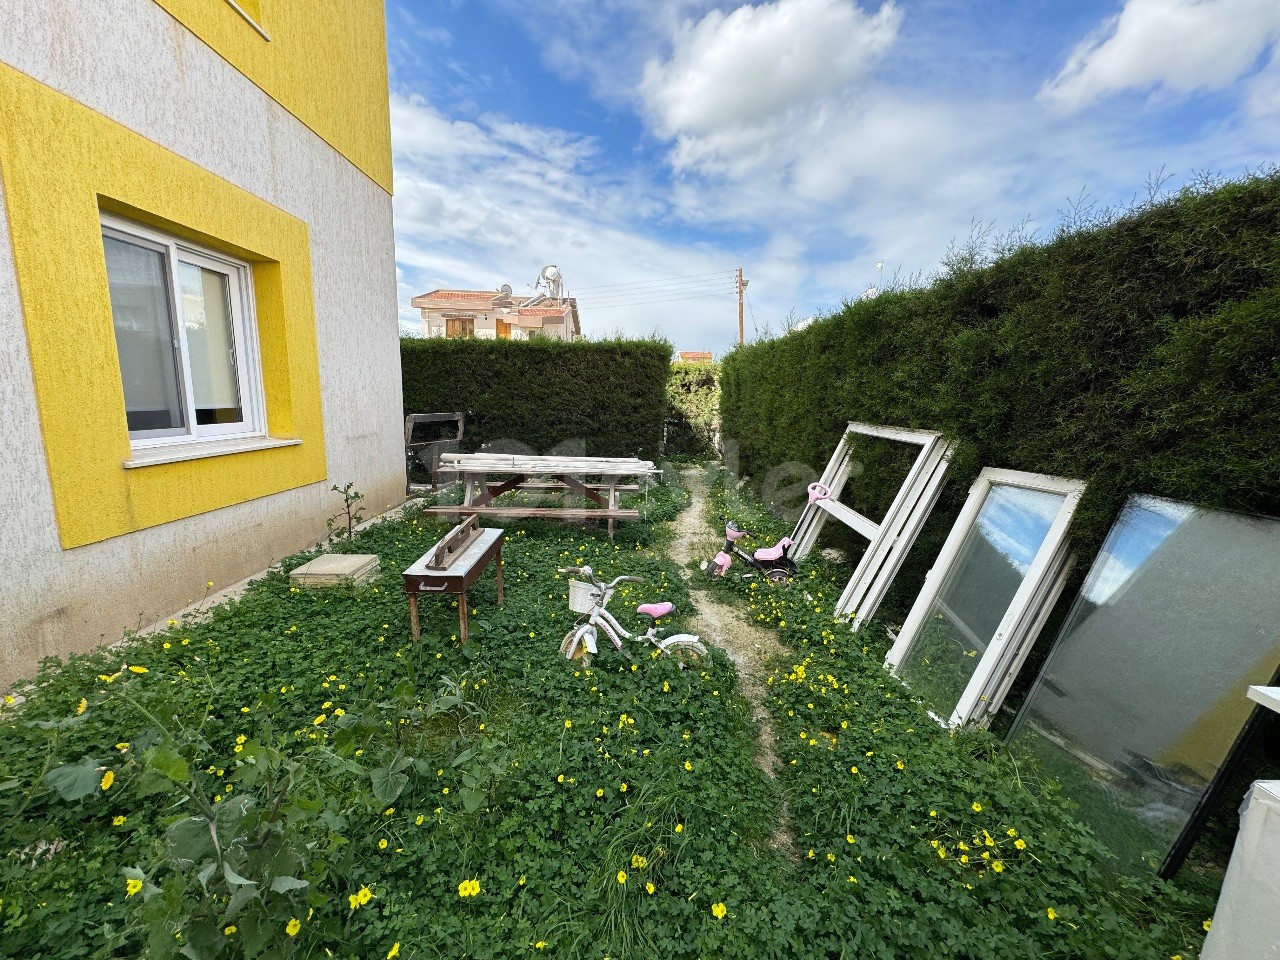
[884,468,1086,727]
[1008,495,1280,872]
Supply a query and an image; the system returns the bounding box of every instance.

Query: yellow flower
[1047,907,1058,921]
[992,861,1004,873]
[596,788,604,798]
[631,854,648,869]
[223,925,236,935]
[1203,919,1212,932]
[458,878,481,898]
[711,902,727,920]
[519,875,527,885]
[1006,828,1018,838]
[313,714,327,726]
[645,882,655,894]
[125,878,143,897]
[100,770,115,791]
[348,893,360,910]
[535,942,547,950]
[112,815,127,826]
[971,802,983,813]
[846,834,855,844]
[849,765,858,774]
[286,918,301,936]
[387,943,401,959]
[616,870,627,885]
[895,760,905,770]
[1014,839,1027,850]
[674,824,683,833]
[128,665,148,674]
[378,839,389,850]
[358,885,373,906]
[334,708,346,717]
[75,698,87,715]
[557,774,565,783]
[415,814,425,826]
[564,719,572,729]
[683,761,693,772]
[619,783,627,792]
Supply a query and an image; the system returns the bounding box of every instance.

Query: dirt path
[669,468,796,855]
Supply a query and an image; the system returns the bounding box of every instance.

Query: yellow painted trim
[150,0,393,193]
[0,65,327,549]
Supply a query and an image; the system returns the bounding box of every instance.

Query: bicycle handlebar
[556,567,644,589]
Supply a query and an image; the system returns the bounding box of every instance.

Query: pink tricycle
[703,518,796,582]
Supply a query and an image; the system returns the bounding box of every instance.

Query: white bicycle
[557,565,708,668]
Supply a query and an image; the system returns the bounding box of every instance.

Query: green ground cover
[0,475,1215,959]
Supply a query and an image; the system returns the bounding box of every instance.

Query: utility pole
[736,267,748,345]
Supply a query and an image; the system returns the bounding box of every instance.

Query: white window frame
[790,422,954,629]
[102,214,267,455]
[884,468,1085,727]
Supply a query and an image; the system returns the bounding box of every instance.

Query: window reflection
[899,485,1065,716]
[1011,495,1280,870]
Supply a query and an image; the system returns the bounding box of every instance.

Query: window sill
[123,435,300,469]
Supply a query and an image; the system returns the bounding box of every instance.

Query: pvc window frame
[884,467,1086,727]
[790,422,954,628]
[101,213,267,453]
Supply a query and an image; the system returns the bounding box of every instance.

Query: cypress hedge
[401,337,672,461]
[721,172,1280,619]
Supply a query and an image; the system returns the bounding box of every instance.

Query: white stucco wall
[0,0,405,687]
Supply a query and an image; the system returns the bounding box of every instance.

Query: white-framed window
[790,422,954,629]
[884,468,1086,727]
[101,214,266,452]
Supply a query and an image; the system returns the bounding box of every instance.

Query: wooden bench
[421,505,640,522]
[402,520,504,643]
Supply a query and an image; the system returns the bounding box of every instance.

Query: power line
[572,270,736,294]
[580,290,736,310]
[577,284,737,305]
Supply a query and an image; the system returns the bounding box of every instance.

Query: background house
[412,287,581,341]
[0,0,405,687]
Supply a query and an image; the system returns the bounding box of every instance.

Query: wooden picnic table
[423,453,660,538]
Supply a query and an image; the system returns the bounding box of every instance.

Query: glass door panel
[898,485,1066,717]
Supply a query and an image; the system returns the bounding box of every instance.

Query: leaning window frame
[790,422,953,629]
[883,467,1085,727]
[101,214,266,450]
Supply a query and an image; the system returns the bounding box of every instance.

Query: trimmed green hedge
[665,361,720,459]
[721,172,1280,618]
[401,337,672,461]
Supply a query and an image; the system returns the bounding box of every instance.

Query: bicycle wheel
[656,634,708,669]
[560,627,593,668]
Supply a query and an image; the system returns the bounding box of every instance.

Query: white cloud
[1041,0,1280,111]
[389,91,764,348]
[640,0,900,172]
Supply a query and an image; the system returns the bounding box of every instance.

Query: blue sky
[385,0,1280,352]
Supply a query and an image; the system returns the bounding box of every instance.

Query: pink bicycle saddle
[754,538,792,563]
[637,601,675,619]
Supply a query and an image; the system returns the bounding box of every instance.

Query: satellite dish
[499,283,513,297]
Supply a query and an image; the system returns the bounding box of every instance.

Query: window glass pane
[1010,495,1280,870]
[104,235,185,432]
[899,485,1066,716]
[177,262,243,426]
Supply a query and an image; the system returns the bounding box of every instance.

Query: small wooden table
[403,526,504,643]
[424,453,660,538]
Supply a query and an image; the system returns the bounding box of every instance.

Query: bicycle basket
[568,580,601,614]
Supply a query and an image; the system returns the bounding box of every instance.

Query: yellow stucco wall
[150,0,393,193]
[0,65,327,549]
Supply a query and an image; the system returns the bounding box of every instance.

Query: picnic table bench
[422,453,660,538]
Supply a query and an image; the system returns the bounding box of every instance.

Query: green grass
[0,474,1215,959]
